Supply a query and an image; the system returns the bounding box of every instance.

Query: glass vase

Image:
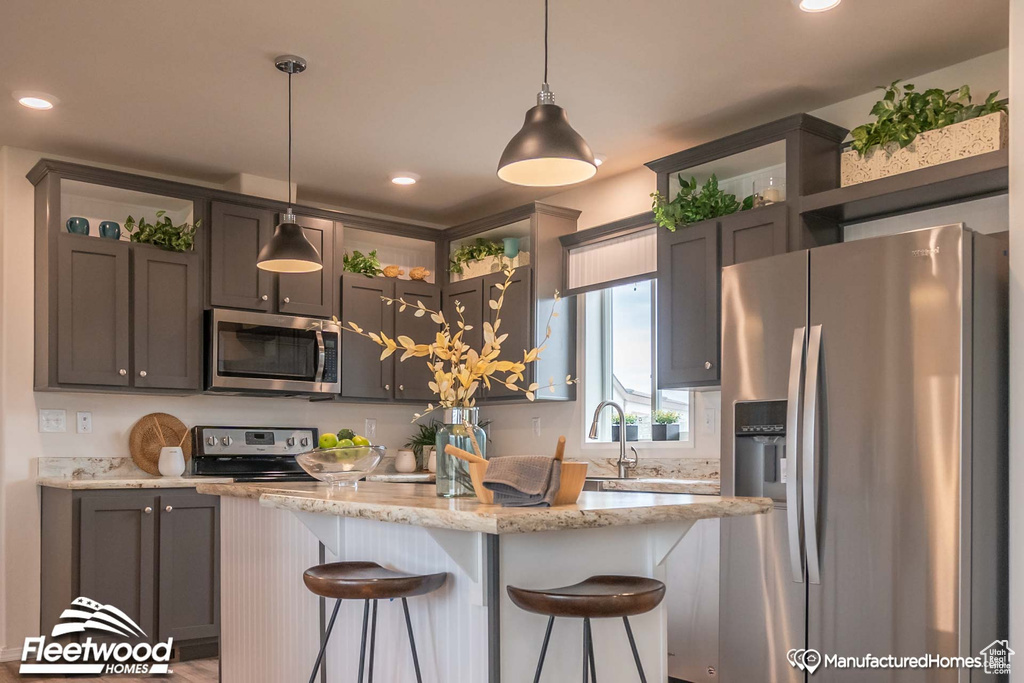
[435,407,487,498]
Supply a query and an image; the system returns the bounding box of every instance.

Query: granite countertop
[599,477,721,495]
[195,481,770,535]
[37,475,234,490]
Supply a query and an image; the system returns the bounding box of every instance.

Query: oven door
[208,309,340,394]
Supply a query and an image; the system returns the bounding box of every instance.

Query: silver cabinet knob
[165,505,173,512]
[144,507,153,514]
[221,436,233,446]
[206,436,217,447]
[119,369,127,376]
[261,294,269,301]
[399,385,404,391]
[385,384,391,391]
[287,436,296,447]
[705,361,713,370]
[283,297,290,304]
[139,370,147,378]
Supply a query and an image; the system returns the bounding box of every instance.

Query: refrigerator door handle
[785,326,806,584]
[802,324,823,585]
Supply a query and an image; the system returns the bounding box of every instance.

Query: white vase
[426,448,437,473]
[158,446,186,477]
[395,450,418,473]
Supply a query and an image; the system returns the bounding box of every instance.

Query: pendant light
[497,0,597,187]
[257,55,323,274]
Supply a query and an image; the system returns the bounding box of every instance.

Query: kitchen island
[197,481,770,683]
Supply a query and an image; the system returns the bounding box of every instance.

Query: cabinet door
[721,204,788,267]
[209,202,274,311]
[79,492,157,642]
[158,491,219,642]
[278,215,336,318]
[482,267,533,399]
[132,248,202,390]
[394,280,441,402]
[442,278,484,353]
[56,235,131,386]
[341,275,395,400]
[657,221,720,387]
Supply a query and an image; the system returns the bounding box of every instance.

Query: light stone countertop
[599,477,721,495]
[195,480,770,535]
[37,475,235,490]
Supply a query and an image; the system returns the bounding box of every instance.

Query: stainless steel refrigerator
[718,225,1008,682]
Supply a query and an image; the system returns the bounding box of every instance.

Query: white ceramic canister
[158,446,186,477]
[395,449,418,473]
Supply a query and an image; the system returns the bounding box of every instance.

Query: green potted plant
[449,238,507,279]
[650,174,754,232]
[842,80,1007,187]
[343,249,384,277]
[123,211,200,252]
[610,412,639,442]
[652,409,681,442]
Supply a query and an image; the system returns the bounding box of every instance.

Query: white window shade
[566,228,657,295]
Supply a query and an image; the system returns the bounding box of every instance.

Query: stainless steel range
[191,425,319,481]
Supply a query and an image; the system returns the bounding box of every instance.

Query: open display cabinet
[341,227,437,283]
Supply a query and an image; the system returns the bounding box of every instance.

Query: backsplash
[578,457,720,481]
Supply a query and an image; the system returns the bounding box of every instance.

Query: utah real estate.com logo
[20,597,173,676]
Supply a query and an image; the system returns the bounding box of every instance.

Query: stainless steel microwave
[206,309,340,395]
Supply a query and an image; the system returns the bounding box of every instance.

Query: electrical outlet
[531,417,541,437]
[364,418,377,440]
[39,409,67,433]
[702,407,716,435]
[77,411,93,434]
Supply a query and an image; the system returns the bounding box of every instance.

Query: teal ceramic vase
[99,221,121,240]
[66,217,90,235]
[503,237,520,259]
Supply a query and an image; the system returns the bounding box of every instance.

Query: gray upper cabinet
[657,220,721,387]
[209,201,275,311]
[158,491,219,642]
[482,267,532,399]
[340,274,394,400]
[721,204,788,267]
[394,280,441,402]
[443,278,485,352]
[133,247,202,390]
[56,234,131,387]
[278,215,336,318]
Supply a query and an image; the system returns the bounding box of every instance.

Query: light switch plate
[531,417,541,436]
[39,409,67,433]
[701,407,716,435]
[77,411,93,434]
[364,418,377,440]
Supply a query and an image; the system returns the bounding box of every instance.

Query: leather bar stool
[507,575,666,683]
[303,561,447,683]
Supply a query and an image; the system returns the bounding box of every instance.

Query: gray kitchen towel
[483,455,562,507]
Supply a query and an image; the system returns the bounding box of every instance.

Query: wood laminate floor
[1,657,218,682]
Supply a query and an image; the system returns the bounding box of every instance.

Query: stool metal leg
[584,618,597,683]
[622,617,647,683]
[307,599,341,683]
[401,598,424,683]
[357,600,370,683]
[533,616,555,683]
[582,619,589,683]
[367,599,379,683]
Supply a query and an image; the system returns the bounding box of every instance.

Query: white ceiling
[0,0,1008,224]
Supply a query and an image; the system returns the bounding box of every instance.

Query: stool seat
[303,561,447,600]
[507,575,665,619]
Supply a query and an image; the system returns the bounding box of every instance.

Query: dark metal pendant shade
[497,101,596,187]
[257,214,323,273]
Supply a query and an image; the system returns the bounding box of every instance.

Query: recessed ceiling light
[390,173,420,186]
[794,0,841,11]
[594,154,607,167]
[13,91,58,110]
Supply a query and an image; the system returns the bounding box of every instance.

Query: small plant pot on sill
[611,424,639,442]
[652,424,681,442]
[840,111,1008,187]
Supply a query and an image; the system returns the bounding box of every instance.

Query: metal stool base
[532,616,648,683]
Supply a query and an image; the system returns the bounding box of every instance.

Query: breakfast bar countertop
[195,480,769,534]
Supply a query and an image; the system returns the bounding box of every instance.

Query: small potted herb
[343,249,384,277]
[611,412,639,442]
[652,410,681,442]
[123,211,200,252]
[650,174,753,232]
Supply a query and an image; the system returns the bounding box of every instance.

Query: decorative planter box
[611,424,639,442]
[450,252,530,282]
[840,111,1008,187]
[652,424,681,441]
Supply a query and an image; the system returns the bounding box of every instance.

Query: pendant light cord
[543,0,549,84]
[287,71,293,209]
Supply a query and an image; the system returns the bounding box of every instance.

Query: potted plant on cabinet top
[123,211,200,252]
[842,80,1008,187]
[611,413,639,442]
[650,174,755,232]
[652,410,681,442]
[449,238,530,281]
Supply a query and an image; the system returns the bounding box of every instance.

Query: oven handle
[314,330,326,384]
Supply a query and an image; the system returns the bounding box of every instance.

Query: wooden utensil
[468,463,495,504]
[554,436,566,461]
[129,413,191,476]
[553,462,588,506]
[445,444,488,465]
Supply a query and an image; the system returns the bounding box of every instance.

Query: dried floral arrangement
[341,266,574,421]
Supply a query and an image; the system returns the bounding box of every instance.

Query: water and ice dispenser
[733,400,788,502]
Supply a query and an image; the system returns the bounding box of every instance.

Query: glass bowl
[296,446,386,487]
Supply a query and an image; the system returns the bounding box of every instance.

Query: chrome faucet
[588,400,638,478]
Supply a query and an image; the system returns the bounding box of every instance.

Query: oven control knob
[287,437,296,447]
[221,436,233,446]
[300,437,309,447]
[206,436,218,447]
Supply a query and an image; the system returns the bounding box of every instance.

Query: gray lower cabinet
[209,202,275,311]
[482,267,532,399]
[41,488,219,658]
[278,215,336,318]
[721,204,789,267]
[657,220,721,388]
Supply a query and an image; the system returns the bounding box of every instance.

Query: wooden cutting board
[129,413,192,476]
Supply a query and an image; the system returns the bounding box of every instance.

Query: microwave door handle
[786,327,806,584]
[802,325,823,585]
[314,330,326,384]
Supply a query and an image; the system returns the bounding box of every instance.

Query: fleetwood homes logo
[20,597,173,676]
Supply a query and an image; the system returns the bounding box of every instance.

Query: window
[582,279,692,445]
